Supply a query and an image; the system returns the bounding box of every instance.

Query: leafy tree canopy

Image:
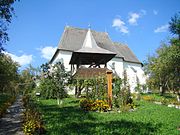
[0,0,18,52]
[0,53,19,94]
[144,39,180,95]
[169,12,180,39]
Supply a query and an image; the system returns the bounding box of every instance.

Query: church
[50,26,146,92]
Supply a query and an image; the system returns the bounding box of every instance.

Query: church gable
[50,26,141,65]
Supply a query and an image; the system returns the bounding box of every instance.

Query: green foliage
[112,77,122,108]
[0,53,19,95]
[38,61,69,104]
[0,0,19,52]
[112,76,134,111]
[144,40,180,95]
[141,93,180,106]
[70,75,107,100]
[142,95,155,102]
[169,12,180,39]
[22,95,45,134]
[37,78,56,99]
[0,94,15,118]
[19,65,38,95]
[145,13,180,96]
[37,97,180,135]
[80,99,109,112]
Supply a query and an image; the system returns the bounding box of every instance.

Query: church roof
[113,42,140,63]
[50,26,141,64]
[76,29,116,54]
[69,29,116,64]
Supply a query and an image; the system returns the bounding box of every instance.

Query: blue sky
[5,0,180,69]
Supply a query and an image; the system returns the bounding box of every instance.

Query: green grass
[0,94,11,107]
[37,97,180,135]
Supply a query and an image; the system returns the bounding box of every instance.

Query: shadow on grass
[38,102,161,135]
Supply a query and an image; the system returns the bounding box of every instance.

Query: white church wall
[54,50,72,71]
[52,50,147,94]
[107,57,124,78]
[123,62,146,92]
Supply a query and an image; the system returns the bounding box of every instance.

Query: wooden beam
[106,70,112,109]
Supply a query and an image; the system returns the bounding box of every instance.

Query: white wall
[123,62,146,92]
[53,51,147,93]
[107,57,124,78]
[53,50,72,71]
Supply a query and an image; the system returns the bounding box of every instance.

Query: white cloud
[112,18,129,34]
[39,46,57,60]
[128,10,146,25]
[128,13,140,25]
[140,9,147,15]
[154,24,169,33]
[5,52,33,66]
[153,10,158,15]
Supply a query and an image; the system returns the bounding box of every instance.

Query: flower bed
[80,99,109,112]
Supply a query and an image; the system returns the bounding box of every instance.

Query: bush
[23,109,45,134]
[0,96,15,118]
[80,99,109,112]
[160,98,169,105]
[169,99,180,105]
[142,95,154,102]
[22,95,45,134]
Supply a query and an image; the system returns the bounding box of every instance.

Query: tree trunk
[177,91,180,102]
[160,86,166,96]
[57,97,63,105]
[77,87,82,97]
[86,86,89,99]
[75,85,78,97]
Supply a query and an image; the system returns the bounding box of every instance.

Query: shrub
[80,99,109,112]
[131,93,141,100]
[120,104,132,112]
[0,96,15,118]
[142,95,154,102]
[23,109,45,134]
[169,99,180,105]
[80,99,94,111]
[22,96,45,134]
[160,98,170,105]
[95,100,109,112]
[120,102,137,112]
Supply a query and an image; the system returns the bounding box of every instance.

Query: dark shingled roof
[113,42,141,63]
[50,26,141,64]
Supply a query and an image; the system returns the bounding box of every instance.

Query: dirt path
[0,96,24,135]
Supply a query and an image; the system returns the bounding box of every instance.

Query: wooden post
[106,70,112,109]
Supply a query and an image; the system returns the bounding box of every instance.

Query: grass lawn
[37,97,180,135]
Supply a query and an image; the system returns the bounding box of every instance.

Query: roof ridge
[113,42,128,47]
[65,25,108,34]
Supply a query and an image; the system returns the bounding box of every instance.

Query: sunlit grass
[37,97,180,135]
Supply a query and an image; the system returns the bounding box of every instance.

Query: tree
[0,53,19,94]
[39,61,69,105]
[0,0,18,52]
[19,65,38,95]
[169,12,180,39]
[144,40,180,96]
